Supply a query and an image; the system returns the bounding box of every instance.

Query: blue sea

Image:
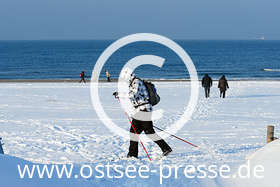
[0,40,280,80]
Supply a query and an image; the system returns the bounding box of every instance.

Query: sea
[0,40,280,80]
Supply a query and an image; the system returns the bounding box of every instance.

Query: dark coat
[202,75,213,88]
[218,77,229,91]
[80,72,85,78]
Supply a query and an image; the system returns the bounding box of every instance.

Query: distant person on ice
[218,75,229,98]
[79,71,86,83]
[113,69,172,158]
[202,74,213,98]
[105,70,111,82]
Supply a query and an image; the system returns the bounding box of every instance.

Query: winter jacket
[106,71,110,78]
[218,77,229,91]
[80,72,85,78]
[128,76,152,112]
[202,75,213,88]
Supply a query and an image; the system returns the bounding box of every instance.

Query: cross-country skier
[113,69,172,158]
[218,75,229,98]
[79,71,86,83]
[202,74,213,98]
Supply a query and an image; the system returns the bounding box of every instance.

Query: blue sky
[0,0,279,40]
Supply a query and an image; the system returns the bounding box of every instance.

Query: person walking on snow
[113,69,172,158]
[105,70,111,82]
[202,74,213,98]
[218,75,229,98]
[79,71,86,83]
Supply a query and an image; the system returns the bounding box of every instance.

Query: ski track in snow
[0,81,279,172]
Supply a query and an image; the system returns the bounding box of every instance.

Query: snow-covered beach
[1,80,280,186]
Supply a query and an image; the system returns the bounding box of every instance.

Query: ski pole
[116,97,152,161]
[153,126,198,148]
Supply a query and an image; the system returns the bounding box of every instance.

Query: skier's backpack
[143,80,160,106]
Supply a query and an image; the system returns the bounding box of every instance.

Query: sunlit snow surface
[0,81,279,186]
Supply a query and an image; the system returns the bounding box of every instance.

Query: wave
[264,69,280,72]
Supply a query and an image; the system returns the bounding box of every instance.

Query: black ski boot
[162,149,172,157]
[127,153,138,159]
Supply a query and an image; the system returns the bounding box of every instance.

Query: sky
[0,0,279,40]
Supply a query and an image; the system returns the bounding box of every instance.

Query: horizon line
[0,38,279,41]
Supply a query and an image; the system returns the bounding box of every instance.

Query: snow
[0,154,90,187]
[0,81,280,186]
[228,139,280,187]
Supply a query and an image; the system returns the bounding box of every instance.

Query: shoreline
[0,79,280,83]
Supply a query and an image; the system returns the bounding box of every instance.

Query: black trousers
[128,119,171,158]
[220,90,226,98]
[204,87,210,98]
[79,78,86,83]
